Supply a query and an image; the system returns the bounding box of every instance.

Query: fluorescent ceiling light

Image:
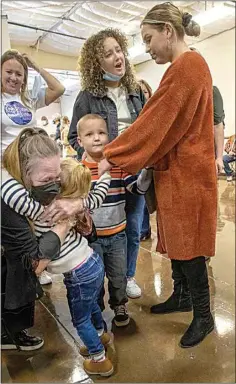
[194,4,235,27]
[128,43,146,58]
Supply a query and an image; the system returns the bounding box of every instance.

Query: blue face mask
[102,71,124,82]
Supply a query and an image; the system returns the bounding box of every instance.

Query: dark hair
[141,2,200,39]
[138,79,153,99]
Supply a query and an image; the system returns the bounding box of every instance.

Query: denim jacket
[68,87,146,158]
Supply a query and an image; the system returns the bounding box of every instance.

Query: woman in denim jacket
[69,28,146,299]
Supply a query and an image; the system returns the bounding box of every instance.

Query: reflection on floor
[2,180,235,383]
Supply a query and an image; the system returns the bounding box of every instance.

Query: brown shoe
[83,357,114,377]
[79,332,112,357]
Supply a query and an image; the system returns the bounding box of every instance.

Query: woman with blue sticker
[1,49,65,154]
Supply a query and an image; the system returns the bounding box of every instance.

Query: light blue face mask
[102,71,124,82]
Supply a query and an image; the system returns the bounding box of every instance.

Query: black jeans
[1,256,34,336]
[91,230,128,310]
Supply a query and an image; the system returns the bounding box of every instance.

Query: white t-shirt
[1,89,46,153]
[107,86,131,135]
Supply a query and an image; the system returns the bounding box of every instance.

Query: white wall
[36,102,61,135]
[35,92,79,135]
[1,16,11,53]
[135,28,235,136]
[135,61,169,92]
[60,90,78,121]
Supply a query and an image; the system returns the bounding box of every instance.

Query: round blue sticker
[4,101,32,125]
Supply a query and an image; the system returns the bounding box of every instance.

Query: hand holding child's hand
[98,158,112,177]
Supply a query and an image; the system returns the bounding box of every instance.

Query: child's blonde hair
[60,158,91,199]
[77,114,106,136]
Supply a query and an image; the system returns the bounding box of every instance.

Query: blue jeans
[141,204,150,237]
[223,154,236,176]
[125,191,145,278]
[63,252,105,357]
[91,231,128,310]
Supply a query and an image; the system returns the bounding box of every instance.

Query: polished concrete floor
[2,179,235,383]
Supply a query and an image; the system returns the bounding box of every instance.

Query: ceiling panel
[2,1,235,64]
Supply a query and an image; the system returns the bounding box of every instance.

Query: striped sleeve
[1,176,44,220]
[125,169,153,195]
[84,172,111,211]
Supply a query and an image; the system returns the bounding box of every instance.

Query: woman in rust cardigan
[98,2,217,349]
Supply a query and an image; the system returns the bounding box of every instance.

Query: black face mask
[30,181,61,206]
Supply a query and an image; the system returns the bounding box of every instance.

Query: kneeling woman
[2,128,113,377]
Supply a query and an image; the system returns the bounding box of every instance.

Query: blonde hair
[141,2,200,39]
[79,28,139,96]
[1,49,31,107]
[60,158,91,199]
[77,114,107,136]
[3,127,60,187]
[61,116,70,125]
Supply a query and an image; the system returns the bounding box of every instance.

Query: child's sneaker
[114,304,130,327]
[126,277,142,298]
[79,332,112,357]
[39,271,52,285]
[83,357,114,377]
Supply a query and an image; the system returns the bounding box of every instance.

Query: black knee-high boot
[180,256,214,348]
[151,260,192,314]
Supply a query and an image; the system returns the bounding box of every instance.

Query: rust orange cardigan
[104,51,217,260]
